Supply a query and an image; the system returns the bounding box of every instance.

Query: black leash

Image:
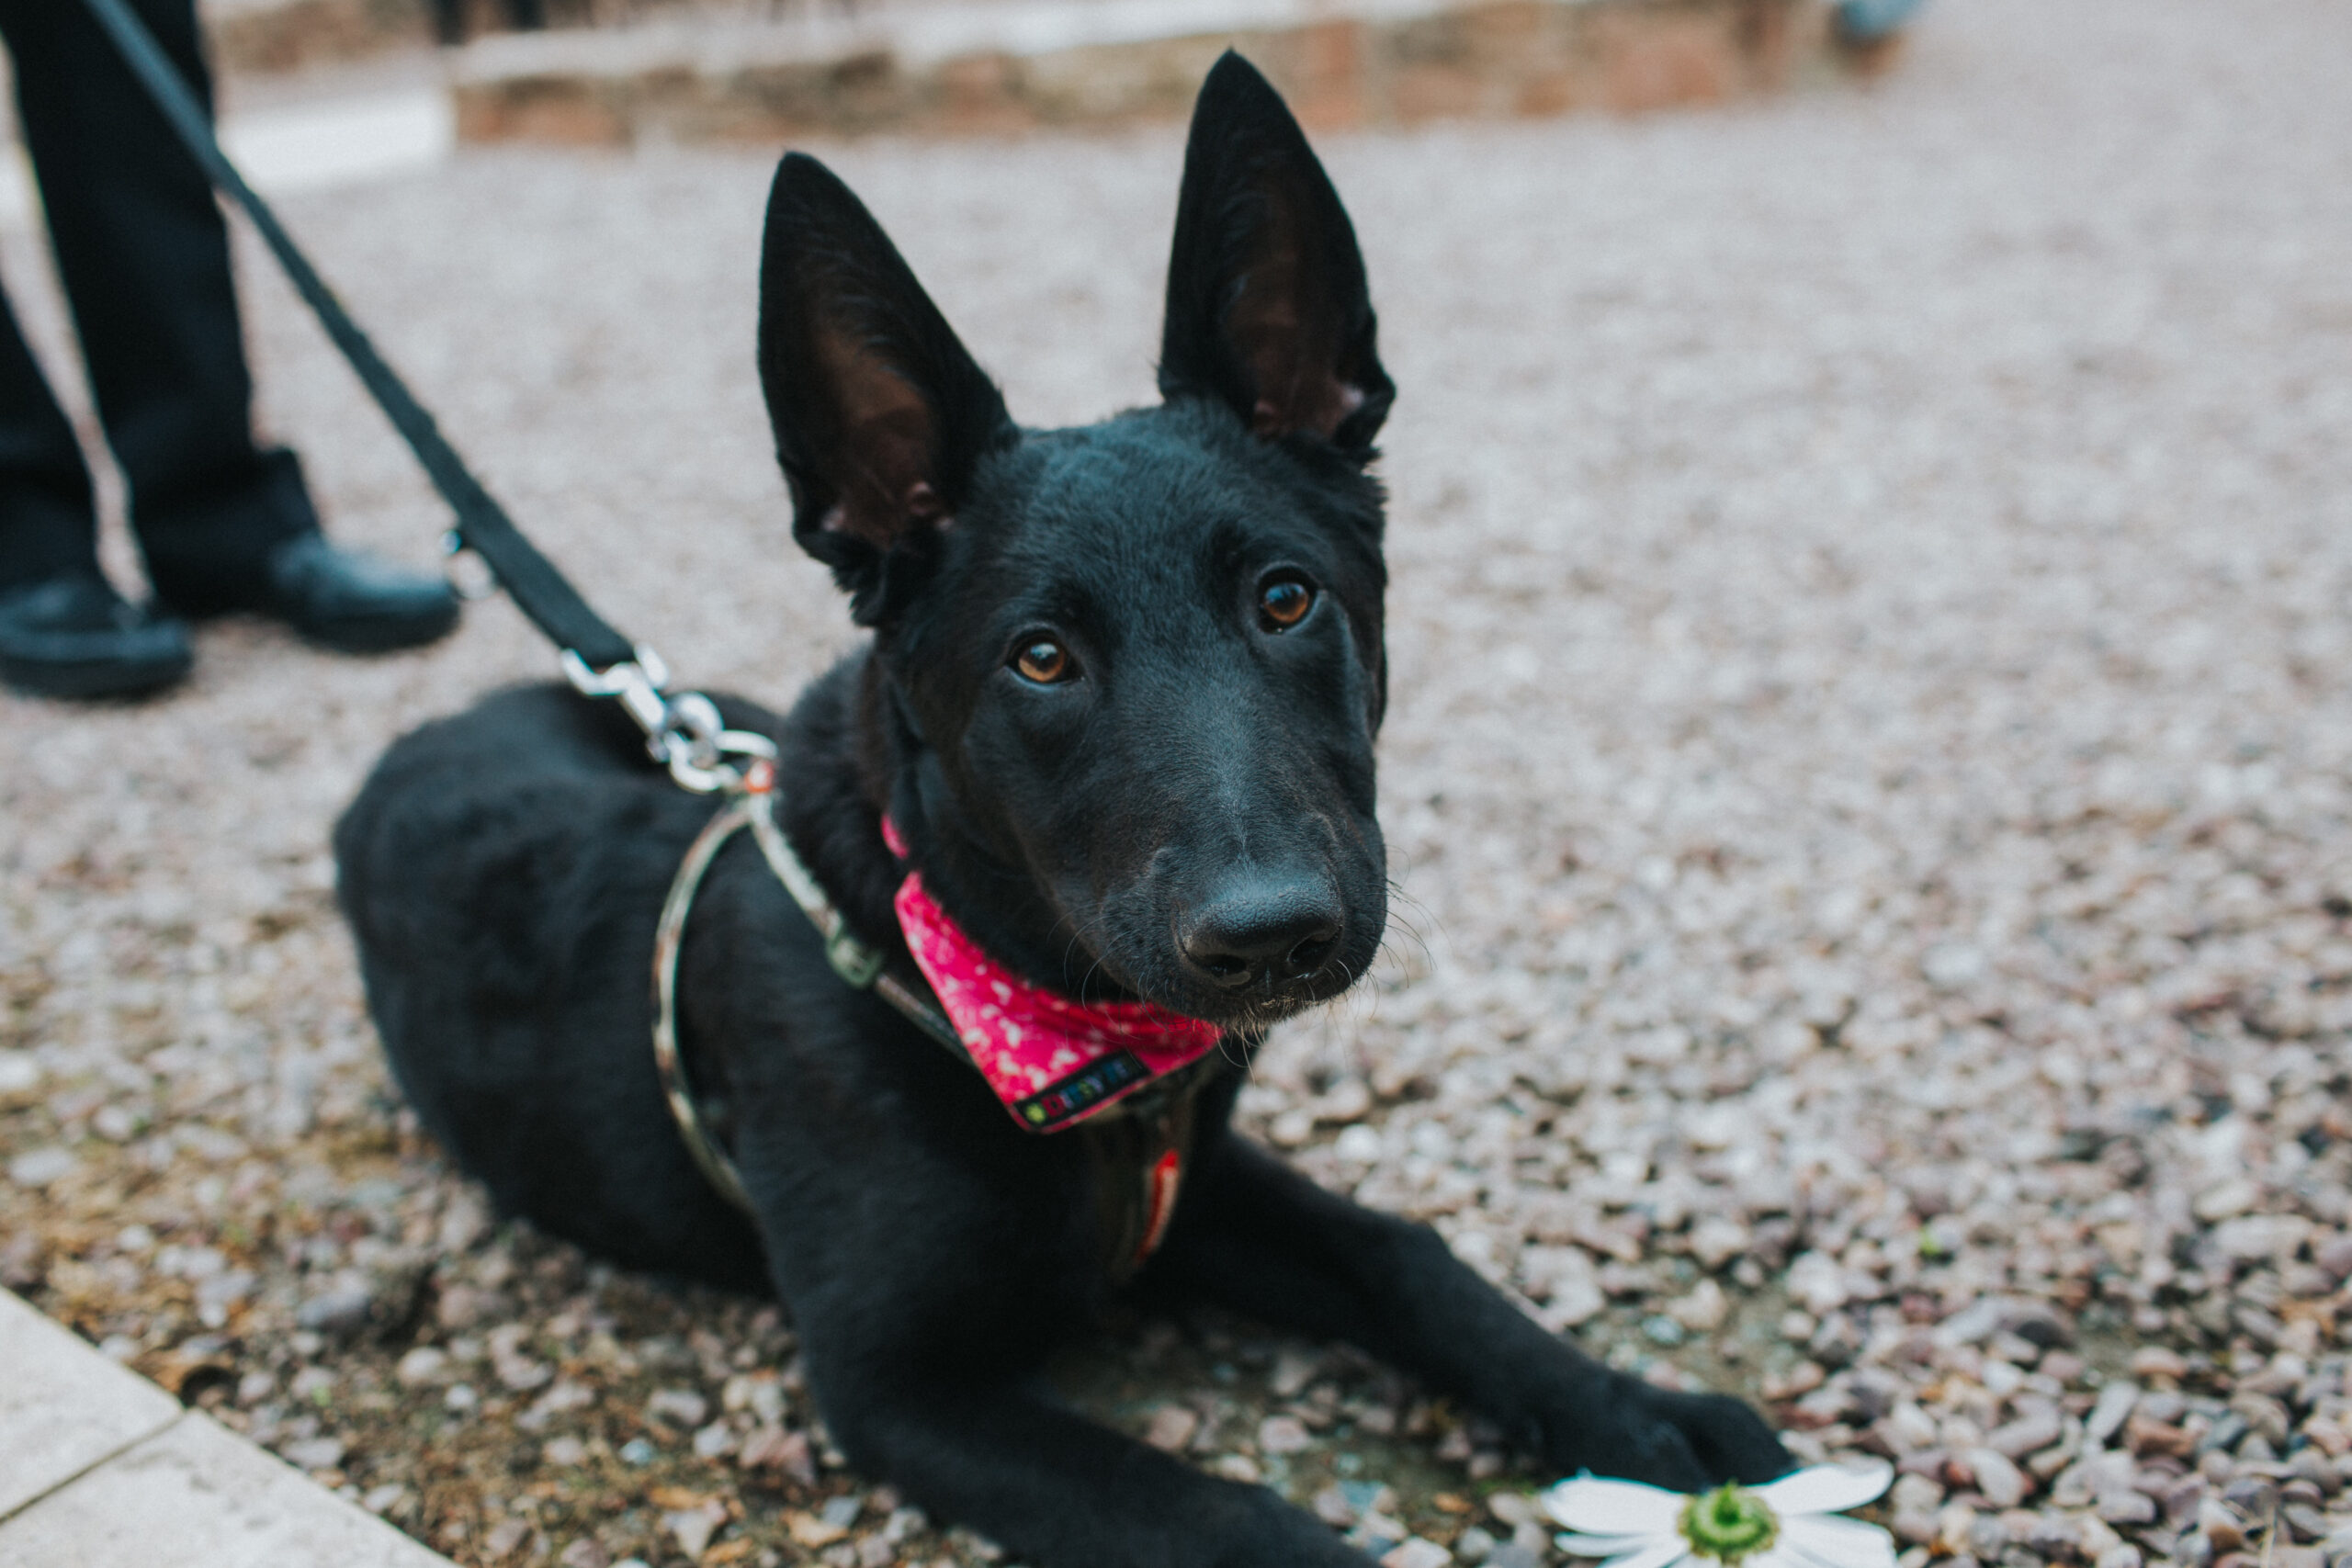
[75,0,773,784]
[88,0,1216,1260]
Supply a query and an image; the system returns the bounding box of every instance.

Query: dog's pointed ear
[759,152,1013,622]
[1158,52,1393,457]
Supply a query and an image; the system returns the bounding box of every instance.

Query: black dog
[334,54,1788,1567]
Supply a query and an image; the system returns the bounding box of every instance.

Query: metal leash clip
[561,645,778,794]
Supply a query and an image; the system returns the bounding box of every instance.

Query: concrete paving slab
[0,1290,179,1519]
[0,1411,453,1568]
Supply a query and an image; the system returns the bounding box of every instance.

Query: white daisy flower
[1544,1461,1897,1568]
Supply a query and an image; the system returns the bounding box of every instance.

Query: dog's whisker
[1382,876,1442,946]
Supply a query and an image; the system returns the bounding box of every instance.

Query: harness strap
[737,775,964,1055]
[654,785,969,1216]
[651,795,760,1213]
[1080,1082,1199,1282]
[653,781,1213,1279]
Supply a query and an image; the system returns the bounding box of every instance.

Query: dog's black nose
[1180,882,1342,991]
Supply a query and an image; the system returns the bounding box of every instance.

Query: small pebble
[7,1148,75,1189]
[1962,1449,2029,1509]
[283,1436,345,1472]
[668,1501,728,1560]
[1382,1540,1453,1568]
[1144,1405,1198,1453]
[739,1427,817,1484]
[646,1388,709,1429]
[1258,1415,1311,1455]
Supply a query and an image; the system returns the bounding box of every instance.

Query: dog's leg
[750,1108,1377,1568]
[1149,1138,1792,1487]
[810,1366,1369,1568]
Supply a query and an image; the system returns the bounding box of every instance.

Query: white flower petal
[1775,1513,1899,1568]
[1556,1537,1692,1568]
[1553,1534,1657,1559]
[1752,1460,1894,1517]
[1542,1475,1689,1536]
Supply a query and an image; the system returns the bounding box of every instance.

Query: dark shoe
[141,447,327,615]
[240,533,462,654]
[141,448,458,653]
[0,576,193,699]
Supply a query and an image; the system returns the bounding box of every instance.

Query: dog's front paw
[1562,1377,1793,1491]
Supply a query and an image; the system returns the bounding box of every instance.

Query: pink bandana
[881,819,1224,1133]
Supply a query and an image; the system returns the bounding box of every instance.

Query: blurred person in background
[0,0,458,701]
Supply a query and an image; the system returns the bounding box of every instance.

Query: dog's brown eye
[1014,638,1074,683]
[1259,578,1313,629]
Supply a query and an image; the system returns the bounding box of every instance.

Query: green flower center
[1678,1484,1780,1564]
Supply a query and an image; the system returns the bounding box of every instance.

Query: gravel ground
[8,2,2352,1565]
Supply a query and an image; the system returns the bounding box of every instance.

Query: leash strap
[85,0,780,795]
[89,0,1221,1258]
[78,0,636,671]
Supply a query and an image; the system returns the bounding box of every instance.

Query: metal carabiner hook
[560,644,774,794]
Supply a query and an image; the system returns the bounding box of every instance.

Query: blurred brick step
[447,0,1890,145]
[204,0,437,74]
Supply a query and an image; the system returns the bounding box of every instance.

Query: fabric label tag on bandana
[884,822,1223,1133]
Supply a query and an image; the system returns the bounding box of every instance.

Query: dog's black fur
[335,55,1789,1566]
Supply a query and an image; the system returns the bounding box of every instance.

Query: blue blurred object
[1835,0,1928,44]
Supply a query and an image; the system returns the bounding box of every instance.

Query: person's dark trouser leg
[0,283,103,594]
[0,0,314,611]
[0,181,194,695]
[0,227,193,698]
[1,0,456,657]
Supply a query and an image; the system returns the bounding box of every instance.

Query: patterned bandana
[882,819,1225,1133]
